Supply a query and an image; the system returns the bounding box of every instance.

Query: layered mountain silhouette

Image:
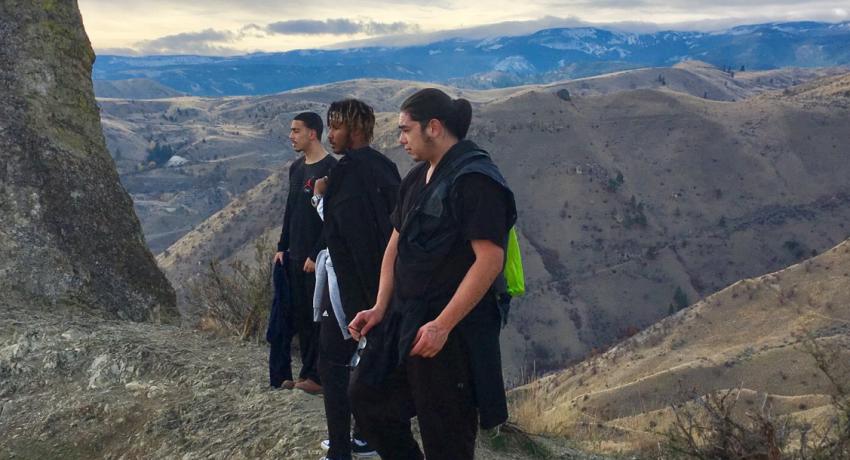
[93,21,850,96]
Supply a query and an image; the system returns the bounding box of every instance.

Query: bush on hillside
[146,141,175,166]
[662,338,850,459]
[189,240,274,341]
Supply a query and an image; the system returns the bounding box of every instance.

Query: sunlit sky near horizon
[78,0,850,55]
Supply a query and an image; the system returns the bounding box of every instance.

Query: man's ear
[427,118,442,138]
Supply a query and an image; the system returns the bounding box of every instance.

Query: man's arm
[409,239,504,358]
[348,229,399,340]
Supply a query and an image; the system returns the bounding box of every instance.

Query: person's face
[398,111,433,161]
[289,120,313,153]
[327,121,351,155]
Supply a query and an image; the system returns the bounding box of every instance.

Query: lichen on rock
[0,0,177,323]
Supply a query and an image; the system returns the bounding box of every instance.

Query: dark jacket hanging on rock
[322,146,401,321]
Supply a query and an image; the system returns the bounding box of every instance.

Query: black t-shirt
[277,155,337,261]
[391,164,510,302]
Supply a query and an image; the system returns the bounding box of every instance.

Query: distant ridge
[94,21,850,96]
[94,78,185,99]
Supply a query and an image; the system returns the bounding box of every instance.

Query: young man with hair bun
[348,88,517,460]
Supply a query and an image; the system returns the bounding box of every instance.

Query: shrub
[661,338,850,459]
[189,239,274,341]
[146,141,174,166]
[668,286,690,314]
[624,195,648,229]
[783,239,807,260]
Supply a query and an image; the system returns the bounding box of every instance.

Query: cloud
[95,47,142,56]
[266,18,419,35]
[239,23,268,39]
[115,18,421,55]
[134,28,239,55]
[326,12,850,49]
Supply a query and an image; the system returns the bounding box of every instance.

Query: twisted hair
[327,99,375,143]
[400,88,472,140]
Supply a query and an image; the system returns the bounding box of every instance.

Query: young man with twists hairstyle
[314,99,400,460]
[348,88,517,460]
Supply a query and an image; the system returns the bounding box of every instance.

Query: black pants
[349,332,478,460]
[269,329,293,386]
[318,305,358,460]
[278,257,321,384]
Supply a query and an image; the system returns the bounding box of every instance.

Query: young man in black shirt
[314,99,399,460]
[348,88,517,460]
[271,112,336,392]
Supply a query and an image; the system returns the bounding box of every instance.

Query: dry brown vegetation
[661,338,849,459]
[510,235,850,454]
[188,239,275,340]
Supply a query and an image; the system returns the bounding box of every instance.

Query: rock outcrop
[0,0,176,323]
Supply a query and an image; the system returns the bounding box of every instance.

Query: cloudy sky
[78,0,850,55]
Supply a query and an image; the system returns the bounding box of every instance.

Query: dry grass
[658,337,850,459]
[188,238,274,341]
[510,236,850,454]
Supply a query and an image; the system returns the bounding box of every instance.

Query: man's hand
[303,258,316,273]
[348,307,385,341]
[273,251,285,265]
[314,177,328,196]
[409,320,450,358]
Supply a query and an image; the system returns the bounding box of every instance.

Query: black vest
[396,148,518,301]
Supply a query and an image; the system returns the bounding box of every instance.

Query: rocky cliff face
[0,0,176,323]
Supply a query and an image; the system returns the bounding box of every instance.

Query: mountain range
[149,68,850,382]
[93,21,850,96]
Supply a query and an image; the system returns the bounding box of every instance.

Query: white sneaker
[318,438,378,458]
[352,438,378,458]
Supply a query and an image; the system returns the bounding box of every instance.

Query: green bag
[504,227,525,297]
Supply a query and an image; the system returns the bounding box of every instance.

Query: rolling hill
[154,70,850,381]
[102,63,844,253]
[511,235,850,453]
[94,78,185,99]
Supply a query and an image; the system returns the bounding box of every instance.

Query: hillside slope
[106,64,840,253]
[158,72,850,379]
[94,78,185,99]
[513,236,850,452]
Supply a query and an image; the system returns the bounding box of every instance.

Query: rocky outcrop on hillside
[0,300,602,459]
[0,0,176,322]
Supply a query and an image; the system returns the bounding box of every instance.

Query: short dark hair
[327,99,375,143]
[293,112,324,139]
[400,88,472,140]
